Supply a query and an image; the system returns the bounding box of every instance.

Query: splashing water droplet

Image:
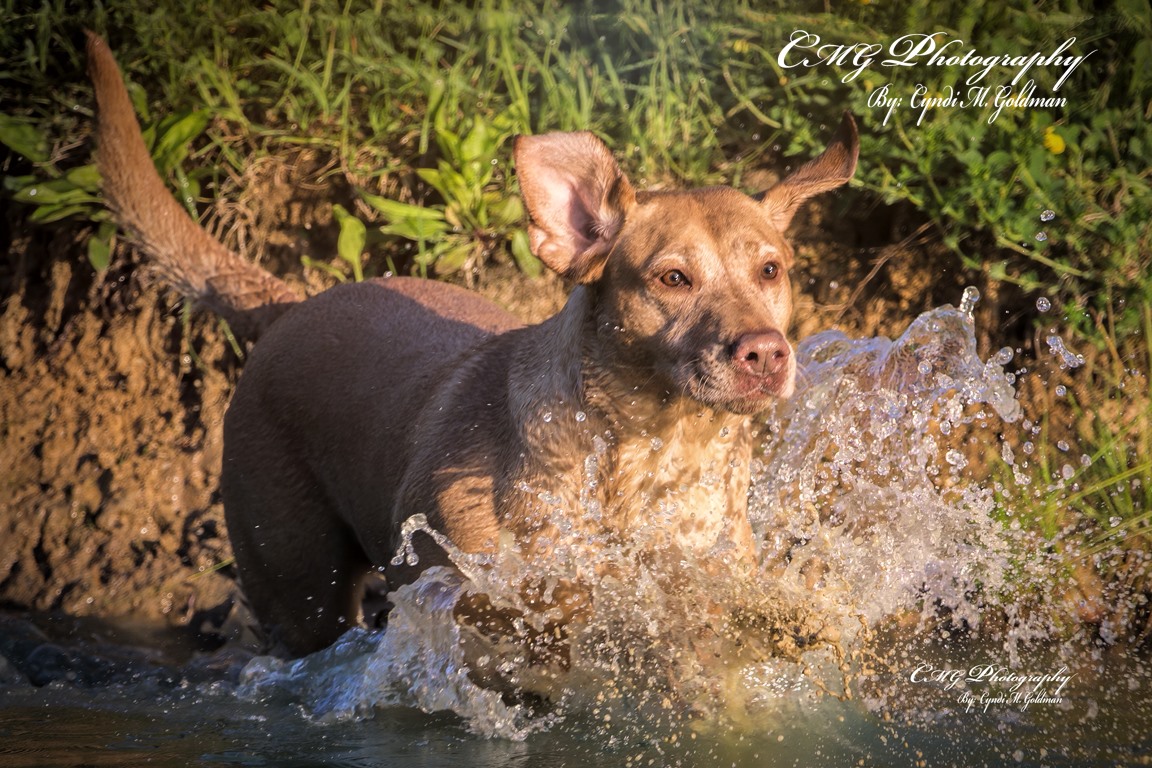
[944,449,968,468]
[1046,335,1085,369]
[1055,385,1066,396]
[958,286,980,316]
[649,437,664,452]
[542,411,553,423]
[1035,231,1048,242]
[1040,209,1056,222]
[917,360,933,375]
[1036,297,1052,312]
[575,411,587,423]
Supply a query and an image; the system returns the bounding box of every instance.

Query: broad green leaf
[88,237,111,271]
[489,194,524,227]
[434,125,463,166]
[379,216,450,241]
[152,110,211,175]
[12,178,86,205]
[460,118,491,164]
[29,203,95,224]
[3,174,36,192]
[126,82,150,122]
[361,193,444,221]
[0,114,49,162]
[64,164,102,193]
[423,164,473,210]
[412,167,443,192]
[510,229,542,278]
[333,204,367,281]
[434,239,474,275]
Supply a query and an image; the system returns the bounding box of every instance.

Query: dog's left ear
[760,112,859,231]
[514,132,635,284]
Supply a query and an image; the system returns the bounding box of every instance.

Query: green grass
[1,0,1149,634]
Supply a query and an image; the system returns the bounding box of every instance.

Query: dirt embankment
[1,237,238,634]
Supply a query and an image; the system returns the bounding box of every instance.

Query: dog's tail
[86,31,298,338]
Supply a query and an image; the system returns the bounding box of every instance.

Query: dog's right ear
[513,132,635,284]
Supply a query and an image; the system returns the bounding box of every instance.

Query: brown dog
[86,33,858,657]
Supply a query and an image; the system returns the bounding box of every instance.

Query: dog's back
[223,278,521,652]
[87,30,521,652]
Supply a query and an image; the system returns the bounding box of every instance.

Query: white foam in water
[238,290,1073,738]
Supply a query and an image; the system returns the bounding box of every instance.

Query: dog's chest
[596,416,753,553]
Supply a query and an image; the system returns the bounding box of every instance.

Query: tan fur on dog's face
[593,187,798,414]
[515,113,858,418]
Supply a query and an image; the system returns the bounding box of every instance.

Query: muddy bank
[1,236,238,632]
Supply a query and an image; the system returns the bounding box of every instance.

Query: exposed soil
[0,231,238,633]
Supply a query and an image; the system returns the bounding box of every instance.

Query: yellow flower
[1043,126,1066,154]
[732,39,750,54]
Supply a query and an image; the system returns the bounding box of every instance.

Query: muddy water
[2,294,1150,766]
[1,647,1148,766]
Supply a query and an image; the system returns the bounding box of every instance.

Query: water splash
[238,566,540,738]
[1046,334,1085,370]
[751,299,1022,637]
[238,295,1090,741]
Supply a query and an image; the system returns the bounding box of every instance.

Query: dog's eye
[761,262,781,281]
[660,269,691,288]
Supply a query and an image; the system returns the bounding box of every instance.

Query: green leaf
[422,165,473,210]
[434,125,463,166]
[510,229,542,278]
[300,255,348,282]
[29,203,95,224]
[415,166,447,194]
[460,118,491,164]
[379,217,450,241]
[434,239,475,275]
[126,82,150,123]
[12,178,91,205]
[87,224,116,271]
[152,110,211,175]
[2,174,36,192]
[489,194,524,228]
[64,164,102,193]
[333,204,367,281]
[361,193,444,221]
[0,114,49,162]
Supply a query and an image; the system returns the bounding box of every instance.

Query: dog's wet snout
[731,331,790,377]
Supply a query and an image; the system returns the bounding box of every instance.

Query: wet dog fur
[86,32,859,657]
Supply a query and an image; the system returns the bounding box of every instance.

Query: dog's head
[514,116,858,415]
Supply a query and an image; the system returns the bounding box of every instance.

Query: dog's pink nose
[732,331,790,377]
